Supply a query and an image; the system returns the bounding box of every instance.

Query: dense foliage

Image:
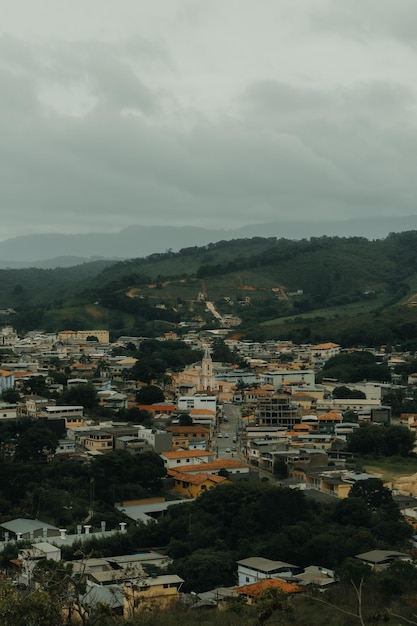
[320,351,391,383]
[3,231,417,343]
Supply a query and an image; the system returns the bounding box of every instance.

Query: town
[0,323,417,624]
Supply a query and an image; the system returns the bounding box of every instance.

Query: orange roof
[312,342,340,350]
[318,412,342,421]
[0,369,13,377]
[12,371,33,378]
[168,425,210,433]
[190,408,216,415]
[135,404,176,411]
[170,470,228,485]
[236,578,302,597]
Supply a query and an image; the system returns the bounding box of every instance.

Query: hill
[2,231,417,345]
[3,214,417,266]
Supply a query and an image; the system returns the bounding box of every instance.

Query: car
[232,437,237,443]
[225,448,231,453]
[224,433,229,438]
[223,416,228,422]
[231,447,237,452]
[217,433,222,438]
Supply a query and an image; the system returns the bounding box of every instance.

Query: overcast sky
[1,0,417,240]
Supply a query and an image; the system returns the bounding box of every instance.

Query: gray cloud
[1,2,417,240]
[311,0,417,46]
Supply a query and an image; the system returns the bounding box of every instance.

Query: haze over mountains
[1,215,417,268]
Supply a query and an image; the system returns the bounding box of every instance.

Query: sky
[2,0,417,240]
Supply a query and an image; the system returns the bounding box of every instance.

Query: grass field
[349,456,417,482]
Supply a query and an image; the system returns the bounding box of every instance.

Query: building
[168,469,229,498]
[255,395,301,429]
[160,450,215,470]
[260,369,315,391]
[58,330,110,344]
[123,575,184,619]
[237,557,301,586]
[177,394,217,413]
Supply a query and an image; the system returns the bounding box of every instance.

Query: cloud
[311,0,417,47]
[1,3,417,240]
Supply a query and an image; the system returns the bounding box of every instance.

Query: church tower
[201,344,215,391]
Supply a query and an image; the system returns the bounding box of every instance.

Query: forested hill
[2,231,417,345]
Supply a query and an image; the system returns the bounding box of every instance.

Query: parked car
[225,448,231,453]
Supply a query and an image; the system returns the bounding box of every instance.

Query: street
[215,403,242,459]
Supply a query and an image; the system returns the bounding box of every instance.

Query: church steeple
[201,344,214,391]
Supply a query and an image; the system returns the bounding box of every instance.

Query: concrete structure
[237,557,301,586]
[58,330,110,343]
[255,395,301,429]
[260,369,315,390]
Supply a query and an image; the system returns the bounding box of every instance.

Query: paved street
[215,403,242,460]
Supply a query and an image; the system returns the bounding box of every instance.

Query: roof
[237,557,297,573]
[236,578,302,597]
[318,413,342,421]
[356,550,410,564]
[168,425,210,433]
[0,518,59,534]
[161,450,213,459]
[171,459,250,472]
[170,470,228,486]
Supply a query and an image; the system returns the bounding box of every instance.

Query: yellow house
[123,575,184,619]
[168,469,229,498]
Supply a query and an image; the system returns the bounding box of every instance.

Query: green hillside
[2,232,417,345]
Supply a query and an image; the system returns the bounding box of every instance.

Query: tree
[60,383,99,412]
[0,578,63,626]
[347,424,415,457]
[135,385,165,405]
[178,413,193,426]
[333,386,366,399]
[348,478,394,512]
[273,458,289,479]
[1,388,20,403]
[14,424,58,463]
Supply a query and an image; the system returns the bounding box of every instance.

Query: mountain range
[1,215,417,268]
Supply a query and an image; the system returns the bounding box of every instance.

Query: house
[260,368,315,391]
[355,550,413,570]
[166,425,211,442]
[237,557,301,586]
[79,430,114,453]
[116,498,193,524]
[160,450,215,470]
[0,369,15,394]
[235,577,302,602]
[137,427,173,453]
[311,342,341,361]
[41,405,84,428]
[168,469,229,498]
[123,575,184,619]
[0,518,60,541]
[168,458,251,479]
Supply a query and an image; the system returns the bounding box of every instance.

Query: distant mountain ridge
[1,215,417,267]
